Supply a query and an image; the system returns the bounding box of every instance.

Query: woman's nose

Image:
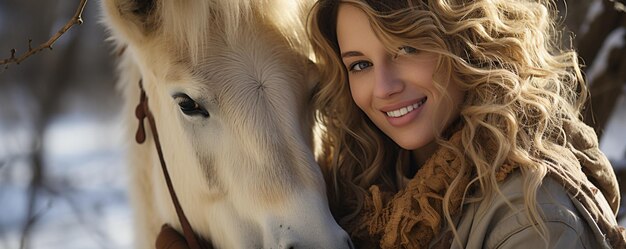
[373,62,404,98]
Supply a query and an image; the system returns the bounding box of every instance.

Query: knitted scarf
[338,120,626,249]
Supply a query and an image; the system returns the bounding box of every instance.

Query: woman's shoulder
[448,172,614,249]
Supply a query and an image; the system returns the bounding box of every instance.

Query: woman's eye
[349,61,372,72]
[174,94,210,118]
[398,46,418,55]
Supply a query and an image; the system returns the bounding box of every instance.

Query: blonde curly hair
[308,0,591,241]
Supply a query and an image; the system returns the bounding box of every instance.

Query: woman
[307,0,626,248]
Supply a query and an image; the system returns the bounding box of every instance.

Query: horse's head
[102,0,351,248]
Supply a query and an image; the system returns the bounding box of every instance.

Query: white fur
[101,0,351,248]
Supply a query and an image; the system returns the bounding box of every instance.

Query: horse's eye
[174,94,210,118]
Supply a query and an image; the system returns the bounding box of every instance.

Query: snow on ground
[0,114,132,249]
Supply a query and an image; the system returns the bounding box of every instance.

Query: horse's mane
[158,0,312,63]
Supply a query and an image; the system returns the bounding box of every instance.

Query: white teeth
[385,98,426,118]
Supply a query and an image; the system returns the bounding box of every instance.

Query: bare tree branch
[0,0,88,68]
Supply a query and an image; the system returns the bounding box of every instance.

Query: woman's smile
[382,97,427,127]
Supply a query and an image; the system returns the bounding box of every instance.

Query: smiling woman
[308,0,626,248]
[336,4,464,153]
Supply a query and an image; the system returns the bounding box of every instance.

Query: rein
[134,79,212,249]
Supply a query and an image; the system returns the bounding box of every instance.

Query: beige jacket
[440,172,618,249]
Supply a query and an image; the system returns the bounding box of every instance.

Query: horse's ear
[103,0,160,41]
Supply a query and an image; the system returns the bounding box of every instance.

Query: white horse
[101,0,351,248]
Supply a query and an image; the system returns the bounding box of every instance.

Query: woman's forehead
[336,4,378,51]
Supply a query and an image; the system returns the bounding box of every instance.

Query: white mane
[156,0,311,64]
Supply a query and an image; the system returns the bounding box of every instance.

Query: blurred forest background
[0,0,625,249]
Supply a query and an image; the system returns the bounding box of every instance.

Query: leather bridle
[134,79,212,249]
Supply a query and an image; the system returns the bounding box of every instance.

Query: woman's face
[336,4,464,150]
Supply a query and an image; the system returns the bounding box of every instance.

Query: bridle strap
[135,79,204,249]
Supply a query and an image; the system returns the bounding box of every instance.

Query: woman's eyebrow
[341,51,363,59]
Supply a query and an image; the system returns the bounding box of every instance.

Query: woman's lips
[383,97,427,127]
